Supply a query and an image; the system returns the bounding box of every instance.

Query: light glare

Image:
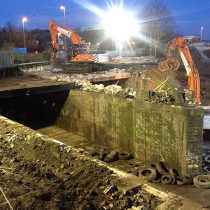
[60,6,65,10]
[102,7,139,42]
[22,17,27,23]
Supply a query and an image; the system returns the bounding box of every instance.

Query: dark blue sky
[0,0,210,39]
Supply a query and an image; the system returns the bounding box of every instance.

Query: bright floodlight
[60,5,65,10]
[102,7,139,42]
[22,17,27,23]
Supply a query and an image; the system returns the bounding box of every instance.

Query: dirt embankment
[0,117,161,210]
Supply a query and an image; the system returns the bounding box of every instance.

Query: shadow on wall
[0,90,69,129]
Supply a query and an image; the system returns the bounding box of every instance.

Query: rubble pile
[23,67,130,86]
[80,83,136,97]
[21,63,196,105]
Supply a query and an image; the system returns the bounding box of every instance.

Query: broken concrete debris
[21,63,197,105]
[81,83,136,98]
[23,66,130,86]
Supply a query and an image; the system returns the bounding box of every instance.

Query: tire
[139,168,157,182]
[169,168,179,184]
[100,150,110,161]
[177,175,192,185]
[203,165,210,173]
[104,151,118,163]
[193,175,210,189]
[152,177,161,183]
[90,152,101,160]
[152,161,169,176]
[169,168,179,177]
[204,155,210,164]
[118,152,133,160]
[161,174,174,185]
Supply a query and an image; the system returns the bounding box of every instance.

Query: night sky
[1,0,210,39]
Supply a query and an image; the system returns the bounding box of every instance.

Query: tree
[0,23,51,52]
[140,0,177,56]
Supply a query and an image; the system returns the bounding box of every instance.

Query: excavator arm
[49,19,82,48]
[158,37,201,104]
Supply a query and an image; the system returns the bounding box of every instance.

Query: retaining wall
[56,90,204,176]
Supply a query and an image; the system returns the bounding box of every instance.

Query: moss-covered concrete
[56,90,204,176]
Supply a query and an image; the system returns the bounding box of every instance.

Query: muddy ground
[0,117,161,210]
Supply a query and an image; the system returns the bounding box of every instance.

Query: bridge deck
[0,76,72,98]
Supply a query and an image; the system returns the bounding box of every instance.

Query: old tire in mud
[203,165,210,172]
[169,168,179,177]
[118,152,133,160]
[169,168,179,184]
[161,174,175,185]
[152,177,161,183]
[104,151,118,163]
[139,168,157,182]
[151,161,170,176]
[177,175,192,185]
[204,155,210,164]
[193,175,210,189]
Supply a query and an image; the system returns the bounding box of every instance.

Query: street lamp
[22,16,27,49]
[60,5,66,24]
[200,27,204,41]
[60,6,66,51]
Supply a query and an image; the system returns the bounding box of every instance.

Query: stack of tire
[91,150,133,163]
[139,161,192,185]
[140,161,210,189]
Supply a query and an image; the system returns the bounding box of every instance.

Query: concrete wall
[56,90,204,176]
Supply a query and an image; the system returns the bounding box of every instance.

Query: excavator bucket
[158,58,180,72]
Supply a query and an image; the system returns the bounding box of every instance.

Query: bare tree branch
[140,0,177,56]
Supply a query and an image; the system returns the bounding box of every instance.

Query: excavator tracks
[62,62,107,74]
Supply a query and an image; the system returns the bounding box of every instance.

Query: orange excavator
[158,37,201,104]
[49,19,95,62]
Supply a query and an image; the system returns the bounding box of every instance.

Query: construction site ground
[38,125,210,208]
[0,117,208,210]
[1,53,210,209]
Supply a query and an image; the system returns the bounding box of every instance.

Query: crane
[158,37,201,104]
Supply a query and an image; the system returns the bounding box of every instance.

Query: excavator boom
[49,19,82,46]
[158,37,201,104]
